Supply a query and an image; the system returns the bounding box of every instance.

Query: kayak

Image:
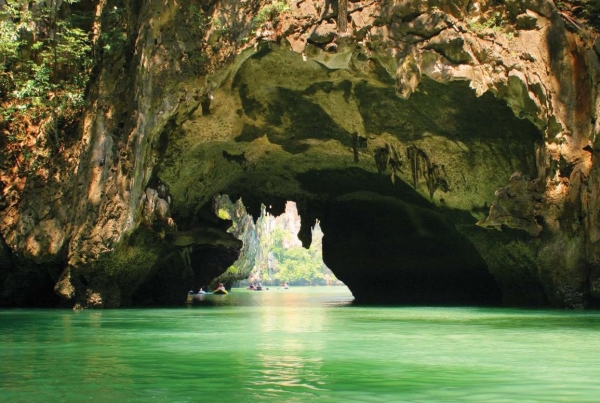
[213,289,228,295]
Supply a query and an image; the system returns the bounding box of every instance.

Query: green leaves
[274,246,325,285]
[99,5,127,55]
[187,5,209,30]
[1,0,92,97]
[0,6,21,65]
[269,228,329,286]
[0,0,92,157]
[253,1,290,28]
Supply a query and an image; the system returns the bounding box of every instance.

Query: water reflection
[184,287,348,400]
[186,287,354,308]
[248,291,329,398]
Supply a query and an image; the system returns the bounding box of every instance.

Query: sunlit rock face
[0,0,599,308]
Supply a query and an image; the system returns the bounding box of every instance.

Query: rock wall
[0,0,599,308]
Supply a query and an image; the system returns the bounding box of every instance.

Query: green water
[2,287,600,402]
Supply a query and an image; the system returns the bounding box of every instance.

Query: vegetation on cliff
[0,0,92,176]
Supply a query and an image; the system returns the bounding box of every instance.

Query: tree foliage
[253,1,290,27]
[266,227,333,286]
[0,0,92,171]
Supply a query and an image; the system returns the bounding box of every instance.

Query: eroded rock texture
[0,0,599,308]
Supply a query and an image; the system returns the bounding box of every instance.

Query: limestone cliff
[1,0,599,308]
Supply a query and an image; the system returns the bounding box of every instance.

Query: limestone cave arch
[140,44,547,307]
[3,0,599,310]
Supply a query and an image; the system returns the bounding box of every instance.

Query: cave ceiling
[156,43,541,226]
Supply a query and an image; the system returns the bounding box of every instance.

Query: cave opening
[168,188,503,307]
[149,44,548,308]
[209,196,345,291]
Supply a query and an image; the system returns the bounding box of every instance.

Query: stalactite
[352,132,359,163]
[352,132,368,163]
[406,145,449,199]
[374,147,389,174]
[296,200,317,249]
[387,143,402,184]
[373,142,402,183]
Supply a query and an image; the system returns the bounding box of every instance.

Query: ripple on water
[2,288,600,402]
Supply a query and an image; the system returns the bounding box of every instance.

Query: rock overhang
[157,42,543,224]
[149,39,549,306]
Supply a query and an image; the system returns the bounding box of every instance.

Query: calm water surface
[2,286,600,402]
